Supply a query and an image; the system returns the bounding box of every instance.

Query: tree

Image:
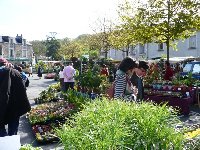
[30,40,46,57]
[91,17,114,59]
[45,32,61,60]
[119,0,200,61]
[58,39,81,60]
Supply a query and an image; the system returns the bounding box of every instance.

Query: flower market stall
[144,63,199,115]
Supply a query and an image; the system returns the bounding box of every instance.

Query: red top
[100,68,109,76]
[163,67,174,80]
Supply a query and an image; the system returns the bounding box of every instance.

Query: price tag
[178,88,181,91]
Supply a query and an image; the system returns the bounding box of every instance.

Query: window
[22,49,27,57]
[10,49,14,57]
[10,39,13,44]
[158,43,164,51]
[189,35,196,49]
[0,45,2,55]
[139,44,145,54]
[10,39,14,48]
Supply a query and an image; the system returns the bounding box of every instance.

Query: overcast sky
[0,0,122,41]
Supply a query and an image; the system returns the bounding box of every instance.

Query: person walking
[0,58,31,137]
[37,66,42,79]
[28,65,33,77]
[63,63,76,91]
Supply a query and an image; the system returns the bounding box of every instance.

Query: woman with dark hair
[114,57,139,101]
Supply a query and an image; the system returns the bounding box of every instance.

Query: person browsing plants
[114,57,139,101]
[130,61,149,100]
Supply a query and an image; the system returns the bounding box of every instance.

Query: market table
[144,88,197,115]
[144,95,193,115]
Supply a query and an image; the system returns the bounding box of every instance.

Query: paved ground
[18,74,62,150]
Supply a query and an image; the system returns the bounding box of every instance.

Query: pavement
[18,74,62,150]
[17,74,200,149]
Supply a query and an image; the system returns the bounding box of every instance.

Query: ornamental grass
[57,98,185,150]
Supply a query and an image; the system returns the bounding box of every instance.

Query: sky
[0,0,122,41]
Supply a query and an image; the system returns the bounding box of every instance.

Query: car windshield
[192,64,200,74]
[183,64,192,72]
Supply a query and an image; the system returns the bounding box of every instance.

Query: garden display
[57,98,186,149]
[34,83,61,104]
[27,100,75,143]
[145,90,183,98]
[44,73,56,79]
[32,122,64,143]
[28,100,74,125]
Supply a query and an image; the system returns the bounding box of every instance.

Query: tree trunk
[126,44,129,56]
[105,50,108,59]
[166,39,170,62]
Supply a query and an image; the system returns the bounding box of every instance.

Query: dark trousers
[64,82,75,91]
[60,78,65,92]
[0,117,20,137]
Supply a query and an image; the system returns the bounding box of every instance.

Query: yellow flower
[184,128,200,139]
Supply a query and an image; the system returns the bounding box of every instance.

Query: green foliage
[20,144,42,150]
[75,69,105,90]
[30,40,46,57]
[63,89,91,111]
[45,35,61,60]
[57,98,185,149]
[118,0,200,61]
[34,83,60,104]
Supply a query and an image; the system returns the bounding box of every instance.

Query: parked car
[180,61,200,79]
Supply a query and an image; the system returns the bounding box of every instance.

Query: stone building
[0,34,33,65]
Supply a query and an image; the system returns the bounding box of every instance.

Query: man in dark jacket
[0,58,31,137]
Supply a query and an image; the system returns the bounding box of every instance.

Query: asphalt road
[18,74,63,150]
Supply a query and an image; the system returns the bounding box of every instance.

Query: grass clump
[57,98,185,150]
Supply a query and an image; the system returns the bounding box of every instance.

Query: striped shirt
[114,70,135,101]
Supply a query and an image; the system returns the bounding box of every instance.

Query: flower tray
[32,121,64,143]
[27,101,74,125]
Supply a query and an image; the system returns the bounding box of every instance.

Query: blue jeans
[0,117,20,137]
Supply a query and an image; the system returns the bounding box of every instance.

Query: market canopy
[165,56,195,64]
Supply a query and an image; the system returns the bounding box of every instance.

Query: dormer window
[2,36,9,42]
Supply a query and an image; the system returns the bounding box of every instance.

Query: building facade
[104,31,200,61]
[0,34,33,64]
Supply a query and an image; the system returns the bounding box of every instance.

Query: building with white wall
[103,31,200,61]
